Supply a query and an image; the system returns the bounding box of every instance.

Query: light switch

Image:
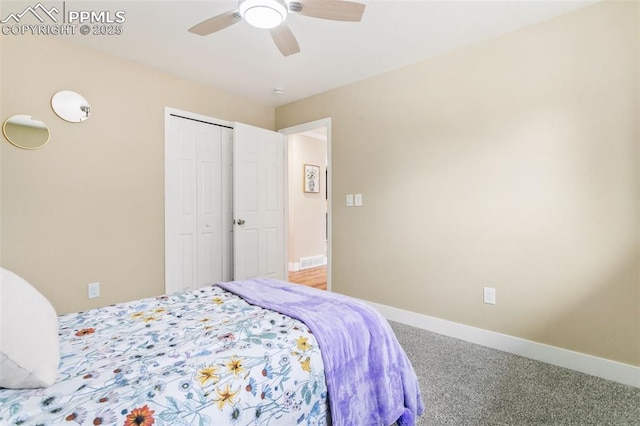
[354,193,363,207]
[346,194,354,207]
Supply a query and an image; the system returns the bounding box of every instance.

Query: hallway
[288,265,327,290]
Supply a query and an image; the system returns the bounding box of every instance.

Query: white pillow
[0,267,60,388]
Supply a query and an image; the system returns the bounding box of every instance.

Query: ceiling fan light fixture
[239,0,288,29]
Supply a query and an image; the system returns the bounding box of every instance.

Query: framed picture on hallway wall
[304,164,320,193]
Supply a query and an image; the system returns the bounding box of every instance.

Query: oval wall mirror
[2,114,50,150]
[51,90,91,122]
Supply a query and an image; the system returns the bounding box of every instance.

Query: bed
[0,271,423,426]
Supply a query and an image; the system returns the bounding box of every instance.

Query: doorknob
[236,219,246,225]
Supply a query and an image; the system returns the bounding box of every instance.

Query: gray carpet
[389,321,640,425]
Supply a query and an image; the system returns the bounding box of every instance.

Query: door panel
[179,234,194,290]
[265,227,279,275]
[196,127,222,286]
[233,123,285,281]
[166,118,197,293]
[220,127,233,282]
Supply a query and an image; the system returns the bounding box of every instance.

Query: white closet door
[165,115,197,293]
[221,127,234,282]
[196,125,223,287]
[165,114,224,293]
[233,123,285,281]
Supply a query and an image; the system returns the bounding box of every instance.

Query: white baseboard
[366,300,640,389]
[289,256,327,272]
[288,262,300,272]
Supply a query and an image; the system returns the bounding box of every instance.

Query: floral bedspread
[0,285,329,426]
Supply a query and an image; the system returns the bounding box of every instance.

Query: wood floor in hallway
[288,265,327,290]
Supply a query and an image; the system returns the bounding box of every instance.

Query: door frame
[165,108,326,290]
[279,118,332,291]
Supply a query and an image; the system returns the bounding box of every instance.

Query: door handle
[236,219,246,225]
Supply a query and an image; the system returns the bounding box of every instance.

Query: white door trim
[279,118,332,292]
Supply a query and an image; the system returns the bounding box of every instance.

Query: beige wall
[288,134,327,264]
[1,35,274,314]
[276,1,640,366]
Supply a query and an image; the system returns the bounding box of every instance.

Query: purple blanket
[217,278,424,426]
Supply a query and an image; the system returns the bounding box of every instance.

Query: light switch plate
[355,193,363,207]
[483,287,496,305]
[346,194,354,207]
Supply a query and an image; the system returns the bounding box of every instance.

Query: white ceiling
[16,0,596,107]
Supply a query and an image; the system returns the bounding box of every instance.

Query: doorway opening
[280,119,331,291]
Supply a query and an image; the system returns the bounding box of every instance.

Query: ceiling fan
[188,0,366,57]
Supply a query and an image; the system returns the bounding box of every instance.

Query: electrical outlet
[483,287,496,305]
[88,282,100,299]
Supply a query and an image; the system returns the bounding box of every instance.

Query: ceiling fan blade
[292,0,365,22]
[270,24,301,57]
[188,10,241,36]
